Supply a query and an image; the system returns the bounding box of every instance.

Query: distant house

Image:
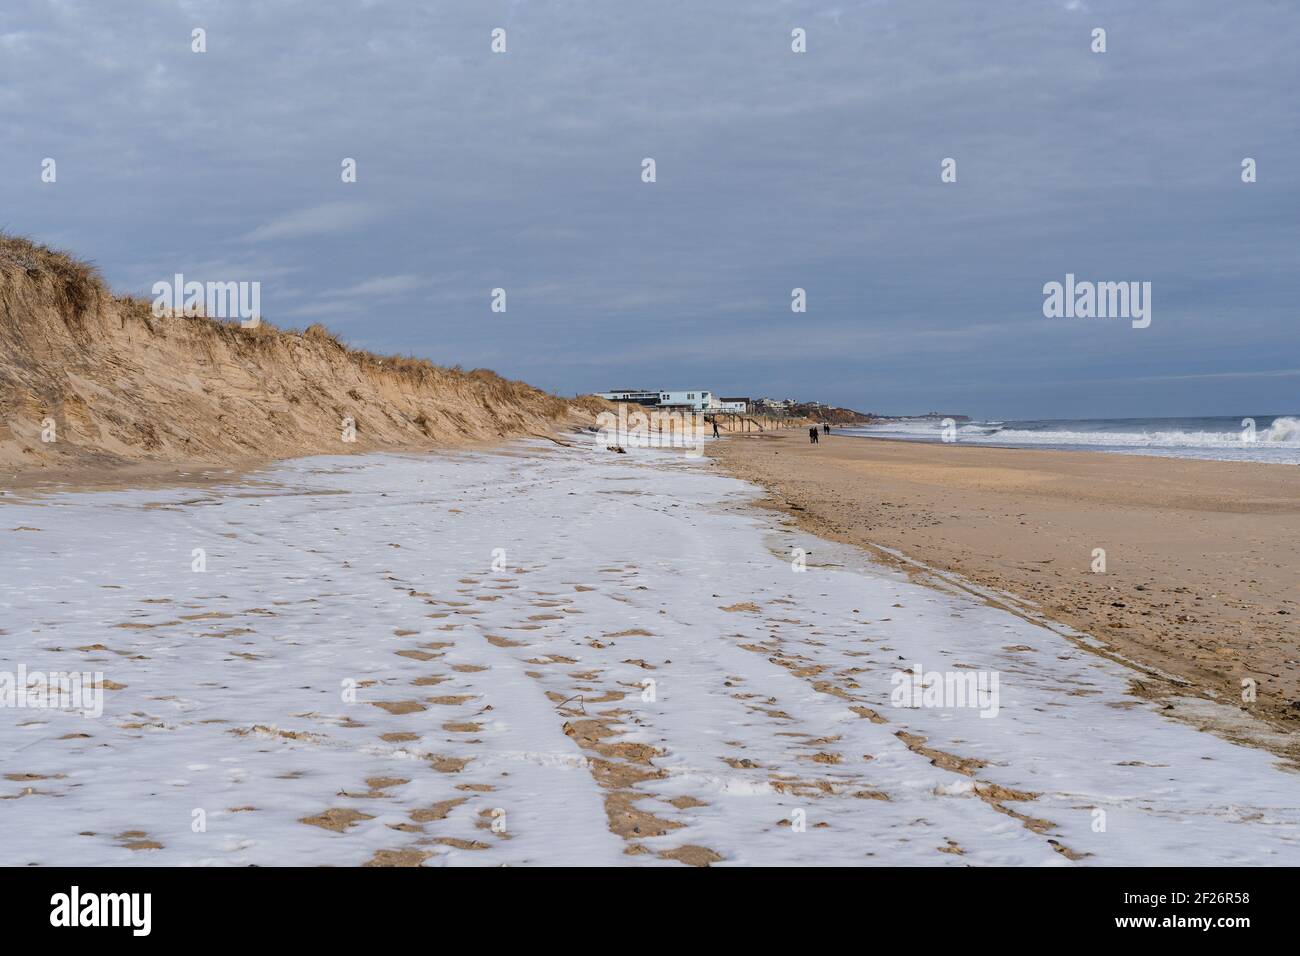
[594,388,719,411]
[594,389,661,407]
[657,390,715,411]
[717,397,749,414]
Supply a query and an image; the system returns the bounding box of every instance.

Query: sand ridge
[0,235,605,485]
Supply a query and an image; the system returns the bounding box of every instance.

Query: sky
[2,0,1297,420]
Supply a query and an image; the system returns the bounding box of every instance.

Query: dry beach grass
[0,234,604,486]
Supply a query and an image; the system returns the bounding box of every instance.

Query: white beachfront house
[594,389,719,411]
[656,390,715,410]
[593,389,661,406]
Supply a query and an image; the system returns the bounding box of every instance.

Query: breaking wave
[843,416,1300,464]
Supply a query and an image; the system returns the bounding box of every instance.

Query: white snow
[1,438,1297,866]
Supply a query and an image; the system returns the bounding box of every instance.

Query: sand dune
[0,234,603,484]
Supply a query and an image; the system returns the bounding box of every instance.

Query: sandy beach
[711,431,1300,753]
[5,437,1300,866]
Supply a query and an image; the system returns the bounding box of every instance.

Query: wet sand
[711,431,1300,745]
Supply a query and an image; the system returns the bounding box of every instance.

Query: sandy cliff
[0,235,603,480]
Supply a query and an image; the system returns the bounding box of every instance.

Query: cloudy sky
[3,0,1296,419]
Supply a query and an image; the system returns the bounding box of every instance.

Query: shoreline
[830,430,1300,467]
[834,411,1300,465]
[709,430,1300,756]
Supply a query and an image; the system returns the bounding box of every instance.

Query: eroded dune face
[0,235,601,476]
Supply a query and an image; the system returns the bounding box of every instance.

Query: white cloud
[243,202,383,243]
[329,274,431,298]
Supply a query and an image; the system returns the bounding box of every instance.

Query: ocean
[840,415,1300,465]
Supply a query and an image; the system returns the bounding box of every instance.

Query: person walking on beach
[711,417,720,439]
[809,426,819,444]
[822,422,830,435]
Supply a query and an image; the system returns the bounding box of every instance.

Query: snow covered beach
[2,439,1297,866]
